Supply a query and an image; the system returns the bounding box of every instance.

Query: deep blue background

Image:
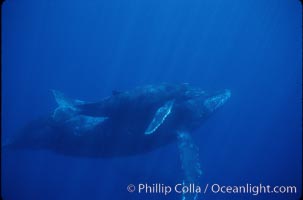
[1,0,302,199]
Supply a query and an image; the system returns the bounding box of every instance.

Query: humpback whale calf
[5,83,231,200]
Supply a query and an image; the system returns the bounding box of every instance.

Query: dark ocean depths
[1,0,302,199]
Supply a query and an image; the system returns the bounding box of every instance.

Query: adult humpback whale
[5,83,231,200]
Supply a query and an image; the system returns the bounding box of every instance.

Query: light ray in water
[177,131,202,200]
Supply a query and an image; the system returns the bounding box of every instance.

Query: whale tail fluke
[50,90,107,133]
[51,90,86,121]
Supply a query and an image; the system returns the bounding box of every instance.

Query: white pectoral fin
[144,100,174,135]
[177,131,202,200]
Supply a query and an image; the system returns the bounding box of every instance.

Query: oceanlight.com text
[209,183,297,195]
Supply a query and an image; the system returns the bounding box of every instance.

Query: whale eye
[203,90,231,112]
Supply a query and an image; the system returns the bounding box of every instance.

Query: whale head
[176,89,231,130]
[203,89,231,112]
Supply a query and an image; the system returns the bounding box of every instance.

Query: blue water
[1,0,302,200]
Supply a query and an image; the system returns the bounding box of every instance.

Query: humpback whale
[5,83,231,200]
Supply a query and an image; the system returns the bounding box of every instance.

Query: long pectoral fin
[144,100,174,135]
[177,131,202,200]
